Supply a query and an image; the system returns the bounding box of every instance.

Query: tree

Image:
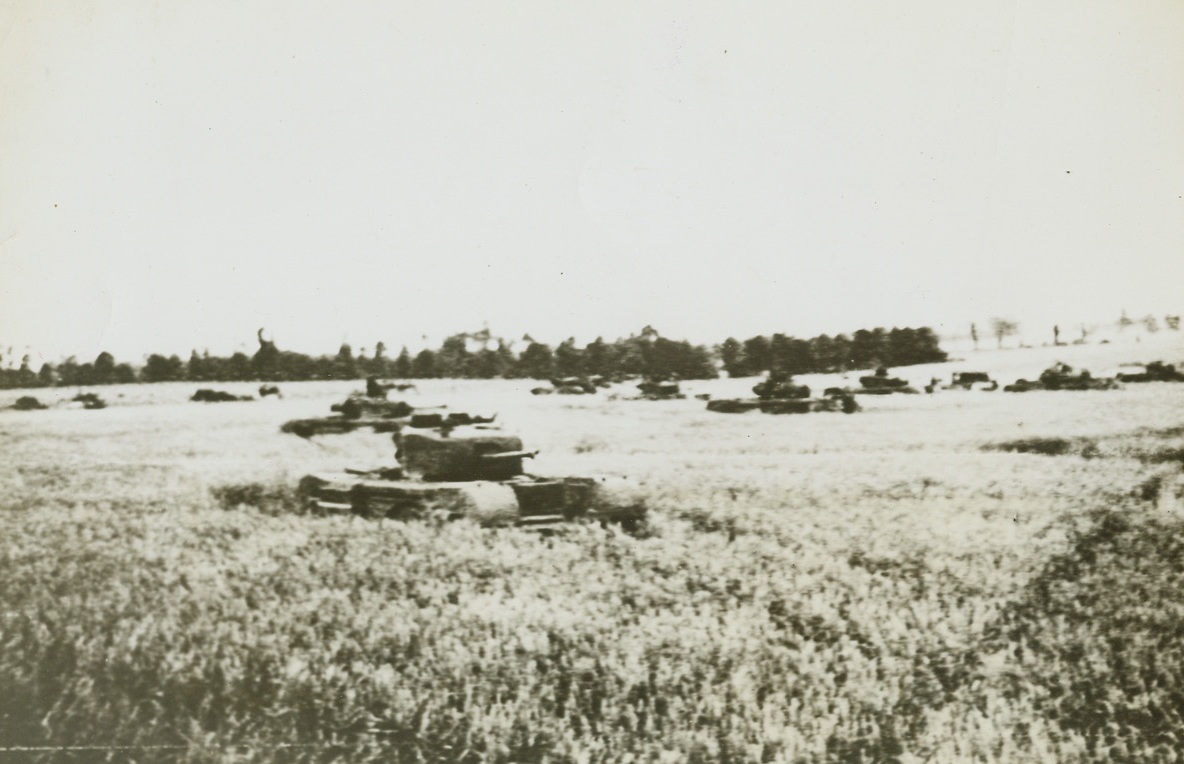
[93,352,116,384]
[393,347,413,378]
[517,342,555,379]
[37,362,56,387]
[990,318,1020,349]
[142,354,184,382]
[850,328,887,369]
[411,349,437,378]
[583,337,611,377]
[741,336,771,375]
[718,337,745,377]
[113,363,136,384]
[335,343,358,379]
[770,334,814,375]
[554,338,583,377]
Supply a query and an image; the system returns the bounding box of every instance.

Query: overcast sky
[2,0,1181,362]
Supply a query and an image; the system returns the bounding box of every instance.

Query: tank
[1115,361,1184,383]
[939,372,998,391]
[1004,363,1120,392]
[280,377,431,438]
[634,378,685,400]
[706,372,859,414]
[856,367,919,395]
[294,419,647,531]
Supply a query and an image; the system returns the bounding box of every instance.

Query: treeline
[718,327,946,377]
[0,325,946,389]
[0,327,717,389]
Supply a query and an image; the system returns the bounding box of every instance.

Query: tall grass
[2,377,1183,761]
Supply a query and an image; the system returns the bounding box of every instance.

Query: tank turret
[398,425,536,482]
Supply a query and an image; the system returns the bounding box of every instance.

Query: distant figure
[366,376,391,398]
[1053,325,1061,346]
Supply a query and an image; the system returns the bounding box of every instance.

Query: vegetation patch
[211,482,304,516]
[977,505,1184,760]
[985,437,1098,457]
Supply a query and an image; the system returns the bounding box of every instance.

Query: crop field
[3,335,1184,762]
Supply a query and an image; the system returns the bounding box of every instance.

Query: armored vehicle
[1004,363,1120,392]
[1115,361,1184,383]
[857,367,919,395]
[707,372,858,414]
[295,419,646,531]
[942,372,998,391]
[634,378,685,400]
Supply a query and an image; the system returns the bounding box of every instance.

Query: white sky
[1,0,1182,363]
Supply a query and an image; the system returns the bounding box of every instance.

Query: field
[3,334,1184,762]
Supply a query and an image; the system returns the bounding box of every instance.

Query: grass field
[3,334,1184,762]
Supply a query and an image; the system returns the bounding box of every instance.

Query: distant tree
[226,352,252,380]
[142,354,184,382]
[808,335,839,372]
[1118,310,1134,331]
[37,362,55,387]
[57,357,81,386]
[1166,315,1181,331]
[411,349,437,378]
[93,352,116,384]
[393,347,413,378]
[850,328,888,368]
[613,337,647,376]
[113,363,136,384]
[335,343,358,379]
[583,337,612,377]
[435,335,470,377]
[517,342,555,379]
[990,318,1020,349]
[14,355,37,388]
[188,351,208,382]
[830,334,853,371]
[741,336,771,375]
[469,341,514,378]
[1143,315,1160,333]
[554,338,583,378]
[885,327,946,366]
[718,338,745,377]
[771,334,815,375]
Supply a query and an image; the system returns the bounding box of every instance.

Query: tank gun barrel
[479,450,539,462]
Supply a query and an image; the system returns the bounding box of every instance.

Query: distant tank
[532,376,614,395]
[192,389,252,403]
[281,382,421,437]
[1115,361,1184,383]
[707,372,858,414]
[73,392,108,409]
[634,377,685,400]
[940,372,998,391]
[294,418,647,531]
[857,367,919,395]
[1004,363,1121,392]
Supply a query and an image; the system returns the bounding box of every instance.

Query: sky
[1,0,1182,363]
